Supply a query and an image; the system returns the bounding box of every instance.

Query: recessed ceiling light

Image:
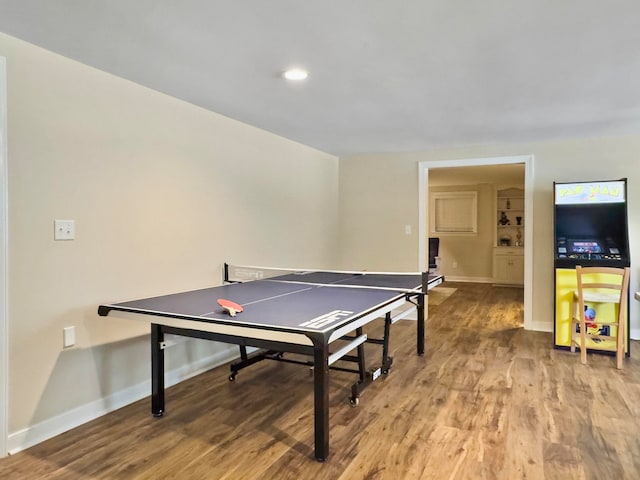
[283,68,309,81]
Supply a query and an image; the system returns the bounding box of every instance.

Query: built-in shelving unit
[493,187,524,286]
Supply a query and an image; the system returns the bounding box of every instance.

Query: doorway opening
[418,155,534,330]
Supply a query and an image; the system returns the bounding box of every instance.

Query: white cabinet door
[493,250,524,285]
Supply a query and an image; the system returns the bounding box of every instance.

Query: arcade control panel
[555,237,627,267]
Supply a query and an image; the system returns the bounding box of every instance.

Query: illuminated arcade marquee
[555,180,625,205]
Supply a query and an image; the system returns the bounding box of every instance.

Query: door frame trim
[0,56,9,458]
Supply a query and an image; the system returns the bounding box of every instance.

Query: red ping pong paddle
[217,298,244,317]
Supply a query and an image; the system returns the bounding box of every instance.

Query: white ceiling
[1,1,640,156]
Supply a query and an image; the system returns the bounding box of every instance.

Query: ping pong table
[98,264,444,461]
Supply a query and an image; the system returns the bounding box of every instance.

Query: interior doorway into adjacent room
[418,155,534,330]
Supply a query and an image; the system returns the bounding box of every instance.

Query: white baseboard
[8,345,238,455]
[532,321,553,333]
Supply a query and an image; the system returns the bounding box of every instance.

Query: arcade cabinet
[553,179,631,354]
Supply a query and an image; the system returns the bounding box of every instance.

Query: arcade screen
[555,204,626,242]
[569,241,602,253]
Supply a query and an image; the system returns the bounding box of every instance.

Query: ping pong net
[224,263,311,282]
[223,263,427,293]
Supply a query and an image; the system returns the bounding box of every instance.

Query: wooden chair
[571,266,630,369]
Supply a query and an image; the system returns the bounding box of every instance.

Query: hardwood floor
[2,282,640,479]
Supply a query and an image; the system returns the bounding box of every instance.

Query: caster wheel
[228,373,237,382]
[349,397,359,407]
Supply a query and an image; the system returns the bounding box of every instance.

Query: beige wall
[338,158,419,270]
[338,138,640,335]
[2,33,339,440]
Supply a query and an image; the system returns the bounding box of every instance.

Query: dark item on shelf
[499,235,512,246]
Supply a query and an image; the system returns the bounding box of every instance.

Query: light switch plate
[63,326,75,348]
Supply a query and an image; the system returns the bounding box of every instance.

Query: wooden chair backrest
[576,265,631,312]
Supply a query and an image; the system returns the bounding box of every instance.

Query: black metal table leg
[418,273,428,355]
[312,337,330,462]
[355,327,366,381]
[417,293,425,355]
[151,323,165,417]
[382,312,391,365]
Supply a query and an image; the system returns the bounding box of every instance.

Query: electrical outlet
[54,220,75,240]
[452,261,458,269]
